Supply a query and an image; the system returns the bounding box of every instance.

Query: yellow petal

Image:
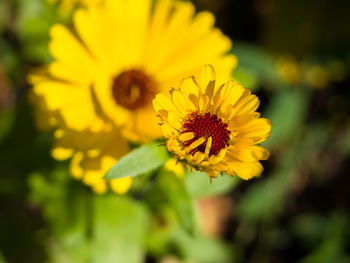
[252,146,270,160]
[70,152,84,179]
[172,89,195,114]
[229,161,263,180]
[168,112,182,130]
[187,137,206,151]
[179,132,195,142]
[180,76,200,98]
[161,123,176,138]
[234,94,260,116]
[200,65,216,99]
[237,118,272,143]
[51,147,73,161]
[204,136,212,157]
[92,180,108,194]
[132,107,163,142]
[110,177,133,194]
[165,158,185,178]
[206,169,218,178]
[193,151,205,163]
[49,24,95,84]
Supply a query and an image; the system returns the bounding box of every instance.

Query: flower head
[153,65,272,180]
[30,0,236,193]
[32,0,236,142]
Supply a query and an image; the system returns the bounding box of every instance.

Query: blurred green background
[1,0,350,262]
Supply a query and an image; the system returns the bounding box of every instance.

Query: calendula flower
[32,0,236,142]
[30,0,236,193]
[153,65,272,180]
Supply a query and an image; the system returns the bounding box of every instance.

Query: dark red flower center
[112,69,156,110]
[181,112,231,156]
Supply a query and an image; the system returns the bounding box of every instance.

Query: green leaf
[0,108,15,146]
[300,213,349,263]
[237,146,297,222]
[173,227,236,263]
[158,171,195,235]
[264,88,309,147]
[185,171,239,198]
[0,251,8,263]
[90,196,150,263]
[105,142,170,180]
[29,170,150,263]
[234,42,278,84]
[232,67,260,91]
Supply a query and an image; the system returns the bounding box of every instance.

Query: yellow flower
[32,0,236,142]
[153,65,272,180]
[30,0,236,193]
[276,55,301,84]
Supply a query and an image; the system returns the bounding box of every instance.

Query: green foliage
[299,213,349,263]
[0,108,14,145]
[29,170,150,263]
[232,67,259,91]
[264,87,309,147]
[15,0,60,63]
[173,227,236,263]
[105,142,170,180]
[0,251,7,263]
[233,42,279,89]
[237,124,328,222]
[158,171,196,235]
[185,170,239,198]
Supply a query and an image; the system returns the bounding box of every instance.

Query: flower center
[181,112,231,156]
[112,69,156,110]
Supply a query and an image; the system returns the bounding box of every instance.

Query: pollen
[181,112,231,156]
[112,69,156,110]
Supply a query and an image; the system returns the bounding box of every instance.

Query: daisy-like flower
[30,0,236,193]
[153,65,272,180]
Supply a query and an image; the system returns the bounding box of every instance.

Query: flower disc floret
[181,112,231,156]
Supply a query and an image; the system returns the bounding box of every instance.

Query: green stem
[85,188,94,241]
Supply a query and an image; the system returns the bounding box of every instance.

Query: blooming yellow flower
[153,65,272,180]
[30,0,236,193]
[33,0,236,142]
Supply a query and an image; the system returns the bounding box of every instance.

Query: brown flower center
[112,69,156,110]
[181,112,231,156]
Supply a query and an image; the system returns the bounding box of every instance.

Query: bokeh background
[1,0,350,262]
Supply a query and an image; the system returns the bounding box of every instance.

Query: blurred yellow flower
[153,65,272,180]
[30,0,236,193]
[305,65,329,89]
[276,55,301,84]
[51,127,132,194]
